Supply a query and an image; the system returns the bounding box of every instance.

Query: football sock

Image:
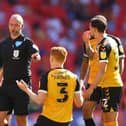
[104,121,118,126]
[84,118,96,126]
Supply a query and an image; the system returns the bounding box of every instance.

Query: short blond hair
[50,46,68,63]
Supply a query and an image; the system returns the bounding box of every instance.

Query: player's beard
[10,30,20,39]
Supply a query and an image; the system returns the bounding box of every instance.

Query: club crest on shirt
[12,50,20,60]
[100,52,106,59]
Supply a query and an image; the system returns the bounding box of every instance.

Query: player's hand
[0,79,3,87]
[79,80,85,97]
[0,82,2,87]
[82,30,91,43]
[16,80,29,92]
[83,86,94,99]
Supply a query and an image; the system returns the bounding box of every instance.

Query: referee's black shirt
[0,34,39,85]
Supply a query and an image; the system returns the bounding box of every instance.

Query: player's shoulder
[64,69,78,79]
[98,37,112,52]
[0,37,10,46]
[107,34,120,40]
[24,36,33,43]
[107,34,121,45]
[14,34,33,43]
[49,68,77,79]
[40,71,49,80]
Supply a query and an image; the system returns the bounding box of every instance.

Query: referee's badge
[12,50,20,60]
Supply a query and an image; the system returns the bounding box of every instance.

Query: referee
[0,14,41,126]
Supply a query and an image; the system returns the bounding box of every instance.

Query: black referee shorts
[0,83,29,115]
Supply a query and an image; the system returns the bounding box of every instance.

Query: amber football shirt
[98,36,123,87]
[38,68,80,123]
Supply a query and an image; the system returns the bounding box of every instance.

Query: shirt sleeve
[38,72,48,93]
[108,35,125,58]
[115,37,125,58]
[75,78,80,93]
[99,42,111,62]
[26,38,40,56]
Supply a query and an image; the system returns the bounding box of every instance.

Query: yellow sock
[104,121,118,126]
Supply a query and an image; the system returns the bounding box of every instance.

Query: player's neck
[97,33,105,44]
[51,63,63,69]
[10,34,21,40]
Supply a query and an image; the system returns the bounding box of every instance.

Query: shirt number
[57,82,68,102]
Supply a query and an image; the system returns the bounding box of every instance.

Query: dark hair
[90,15,107,33]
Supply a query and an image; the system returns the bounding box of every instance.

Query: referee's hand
[31,53,41,61]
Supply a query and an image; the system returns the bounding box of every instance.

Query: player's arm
[91,62,107,89]
[84,42,111,98]
[0,47,3,86]
[80,43,89,90]
[108,35,125,75]
[117,38,125,75]
[80,46,89,80]
[80,30,96,79]
[84,62,107,99]
[27,39,41,61]
[31,44,41,61]
[80,31,90,84]
[91,42,110,88]
[16,80,47,105]
[80,31,95,88]
[0,68,3,87]
[0,68,3,81]
[119,57,125,75]
[74,79,84,108]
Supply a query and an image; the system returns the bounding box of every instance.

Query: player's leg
[83,86,101,126]
[0,111,8,126]
[102,112,118,126]
[101,87,122,126]
[0,87,11,126]
[83,101,97,126]
[13,86,29,126]
[4,110,13,126]
[16,115,28,126]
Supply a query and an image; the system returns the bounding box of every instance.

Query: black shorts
[87,85,122,112]
[34,115,70,126]
[86,84,101,104]
[0,83,29,115]
[101,87,122,112]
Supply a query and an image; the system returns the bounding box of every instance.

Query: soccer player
[0,14,41,126]
[80,15,125,126]
[17,46,84,126]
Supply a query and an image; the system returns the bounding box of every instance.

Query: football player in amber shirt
[17,46,84,126]
[80,15,125,126]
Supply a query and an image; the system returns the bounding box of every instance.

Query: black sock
[84,118,96,126]
[4,124,8,126]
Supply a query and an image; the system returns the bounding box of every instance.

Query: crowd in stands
[0,0,126,111]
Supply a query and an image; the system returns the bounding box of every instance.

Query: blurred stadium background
[0,0,126,126]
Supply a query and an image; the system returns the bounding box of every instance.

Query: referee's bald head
[9,14,24,25]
